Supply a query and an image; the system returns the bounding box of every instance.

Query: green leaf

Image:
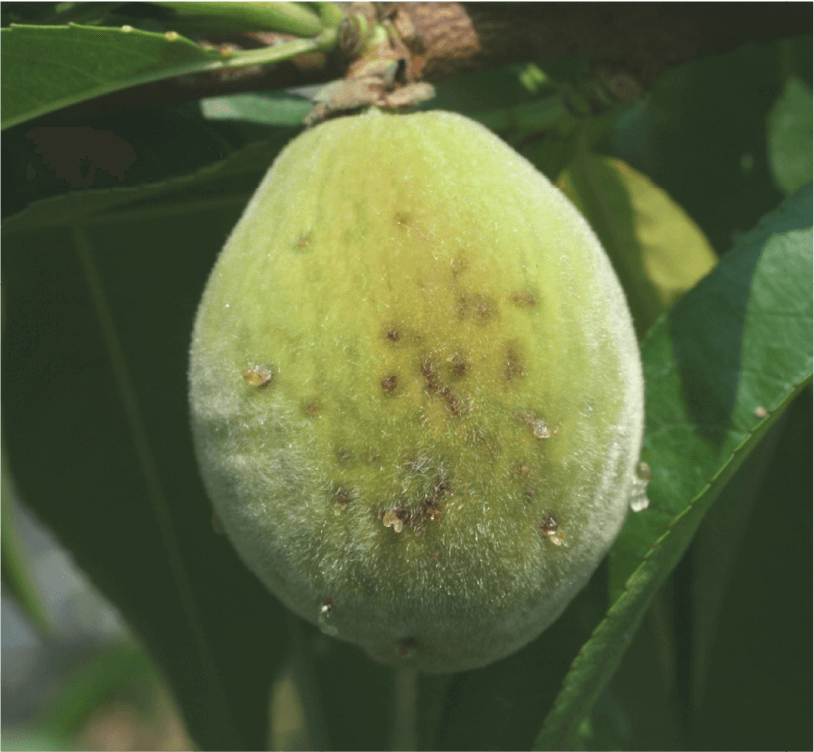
[1,23,215,129]
[686,389,812,750]
[767,75,813,195]
[535,184,813,750]
[609,39,809,254]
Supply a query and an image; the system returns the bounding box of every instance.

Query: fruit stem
[391,667,419,751]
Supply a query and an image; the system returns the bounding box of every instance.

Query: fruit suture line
[189,109,645,673]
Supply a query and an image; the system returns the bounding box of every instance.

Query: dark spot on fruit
[293,233,311,252]
[445,389,466,415]
[504,341,526,381]
[394,211,412,227]
[539,513,564,545]
[335,445,355,466]
[509,290,538,308]
[381,374,398,393]
[515,461,531,479]
[384,324,402,344]
[525,488,537,503]
[457,292,497,324]
[381,506,412,533]
[539,513,558,535]
[446,352,468,380]
[420,356,467,416]
[420,471,451,522]
[398,637,418,656]
[242,364,274,387]
[451,256,468,278]
[423,503,444,522]
[302,398,322,417]
[334,486,354,504]
[420,356,438,385]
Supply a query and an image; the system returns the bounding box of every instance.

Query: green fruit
[189,109,644,673]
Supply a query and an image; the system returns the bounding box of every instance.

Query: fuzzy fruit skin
[189,109,644,673]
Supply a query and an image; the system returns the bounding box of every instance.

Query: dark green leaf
[2,141,299,747]
[1,23,217,129]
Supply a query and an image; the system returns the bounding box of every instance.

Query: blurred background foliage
[1,3,811,750]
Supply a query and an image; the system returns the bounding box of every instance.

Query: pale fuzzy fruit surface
[189,109,644,673]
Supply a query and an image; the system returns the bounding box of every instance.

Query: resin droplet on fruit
[189,108,645,673]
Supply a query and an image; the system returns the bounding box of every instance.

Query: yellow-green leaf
[558,153,717,336]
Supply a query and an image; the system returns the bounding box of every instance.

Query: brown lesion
[503,341,526,382]
[383,322,403,345]
[381,468,452,533]
[446,352,468,381]
[509,289,538,308]
[335,445,356,466]
[333,486,355,504]
[301,397,322,417]
[539,512,564,545]
[381,374,399,393]
[293,233,312,252]
[420,469,451,523]
[394,211,412,228]
[450,256,469,278]
[514,461,531,479]
[420,355,467,416]
[457,292,497,325]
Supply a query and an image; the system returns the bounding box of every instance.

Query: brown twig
[46,2,810,122]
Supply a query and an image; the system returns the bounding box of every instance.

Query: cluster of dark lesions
[419,355,469,416]
[379,464,452,535]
